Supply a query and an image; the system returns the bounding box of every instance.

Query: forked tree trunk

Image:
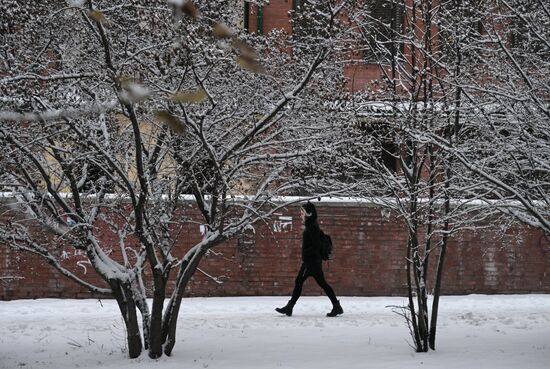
[162,246,209,356]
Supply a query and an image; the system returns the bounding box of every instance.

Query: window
[381,140,399,172]
[291,0,331,40]
[357,119,399,173]
[362,0,405,63]
[510,19,544,54]
[436,1,486,64]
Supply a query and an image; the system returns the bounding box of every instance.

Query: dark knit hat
[301,202,318,221]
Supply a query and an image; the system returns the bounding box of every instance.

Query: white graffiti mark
[273,216,293,233]
[76,260,92,274]
[60,248,91,274]
[244,224,256,234]
[241,224,256,245]
[60,248,86,260]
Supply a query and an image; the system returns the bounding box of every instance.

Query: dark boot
[326,300,343,317]
[275,301,295,316]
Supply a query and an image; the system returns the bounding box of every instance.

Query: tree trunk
[148,272,167,359]
[135,294,151,350]
[409,212,429,352]
[162,245,209,356]
[430,159,452,350]
[406,238,423,352]
[124,294,144,359]
[429,240,446,350]
[110,281,143,358]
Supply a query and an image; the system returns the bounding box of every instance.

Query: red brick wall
[261,0,292,34]
[344,64,384,94]
[1,201,549,300]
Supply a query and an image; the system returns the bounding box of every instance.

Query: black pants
[289,261,338,305]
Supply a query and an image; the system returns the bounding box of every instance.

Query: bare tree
[0,0,349,359]
[334,0,549,352]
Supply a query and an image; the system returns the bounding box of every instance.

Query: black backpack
[320,230,333,261]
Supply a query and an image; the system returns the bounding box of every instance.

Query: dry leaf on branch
[88,10,107,24]
[236,55,266,74]
[154,111,186,134]
[182,1,199,19]
[213,23,233,39]
[168,0,199,19]
[233,40,265,74]
[171,89,208,103]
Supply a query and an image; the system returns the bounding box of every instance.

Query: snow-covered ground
[0,295,549,369]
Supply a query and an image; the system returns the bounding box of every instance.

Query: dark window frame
[362,0,405,64]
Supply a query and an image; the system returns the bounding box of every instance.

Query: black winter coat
[301,218,322,264]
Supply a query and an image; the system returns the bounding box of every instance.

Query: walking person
[275,202,343,317]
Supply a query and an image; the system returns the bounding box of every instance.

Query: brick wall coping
[1,192,545,209]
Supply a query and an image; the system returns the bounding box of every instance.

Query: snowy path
[1,295,549,369]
